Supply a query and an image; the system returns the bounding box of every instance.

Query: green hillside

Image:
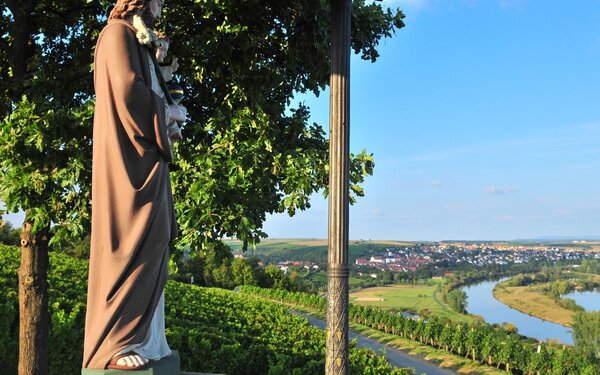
[226,238,407,265]
[0,245,409,375]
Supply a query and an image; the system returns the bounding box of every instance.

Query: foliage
[572,311,600,360]
[0,0,404,251]
[580,259,600,275]
[0,98,93,246]
[0,245,411,375]
[0,220,20,246]
[173,242,308,291]
[155,0,403,251]
[240,284,600,374]
[557,297,584,312]
[0,0,104,244]
[0,245,19,373]
[443,289,468,314]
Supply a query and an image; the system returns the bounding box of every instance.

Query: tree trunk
[18,218,49,375]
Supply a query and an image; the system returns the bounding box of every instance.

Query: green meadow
[350,284,472,323]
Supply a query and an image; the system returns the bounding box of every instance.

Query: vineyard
[239,286,600,374]
[0,245,410,375]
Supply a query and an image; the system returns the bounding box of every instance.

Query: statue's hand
[168,123,183,143]
[169,104,187,122]
[170,57,179,74]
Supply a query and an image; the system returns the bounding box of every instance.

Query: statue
[165,81,185,143]
[154,31,184,144]
[82,0,186,370]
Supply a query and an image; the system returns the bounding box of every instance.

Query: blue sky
[3,0,600,241]
[263,0,600,241]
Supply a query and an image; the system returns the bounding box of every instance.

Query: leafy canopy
[0,0,405,251]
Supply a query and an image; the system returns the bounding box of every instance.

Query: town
[270,242,600,273]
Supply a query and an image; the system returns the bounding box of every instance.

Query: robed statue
[82,0,186,370]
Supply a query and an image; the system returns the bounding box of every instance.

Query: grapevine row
[239,285,599,374]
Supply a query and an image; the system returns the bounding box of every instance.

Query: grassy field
[349,284,472,323]
[493,282,574,327]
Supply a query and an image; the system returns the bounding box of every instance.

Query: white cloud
[483,185,516,195]
[430,180,444,187]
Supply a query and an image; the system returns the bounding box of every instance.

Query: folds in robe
[82,19,177,370]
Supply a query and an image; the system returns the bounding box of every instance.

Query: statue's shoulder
[98,19,136,45]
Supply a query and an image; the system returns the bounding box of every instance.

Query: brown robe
[83,19,177,369]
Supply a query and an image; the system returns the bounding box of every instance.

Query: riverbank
[492,281,574,327]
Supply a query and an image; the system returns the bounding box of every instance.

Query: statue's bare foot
[107,352,149,370]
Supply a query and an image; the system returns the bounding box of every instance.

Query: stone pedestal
[82,351,180,375]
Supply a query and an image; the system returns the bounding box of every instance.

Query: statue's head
[109,0,164,26]
[154,31,170,63]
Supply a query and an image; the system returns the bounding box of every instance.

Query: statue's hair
[109,0,151,22]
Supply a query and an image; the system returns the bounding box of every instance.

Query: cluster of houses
[239,241,600,275]
[353,243,600,272]
[277,260,320,273]
[355,251,432,272]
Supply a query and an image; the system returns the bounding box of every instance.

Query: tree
[1,1,404,373]
[446,289,467,313]
[572,311,600,360]
[1,2,103,373]
[162,0,404,250]
[0,220,20,246]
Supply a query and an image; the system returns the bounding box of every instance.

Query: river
[562,290,600,311]
[462,279,575,344]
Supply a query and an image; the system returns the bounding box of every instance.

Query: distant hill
[523,236,600,241]
[224,238,413,265]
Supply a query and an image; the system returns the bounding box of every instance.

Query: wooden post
[326,0,351,374]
